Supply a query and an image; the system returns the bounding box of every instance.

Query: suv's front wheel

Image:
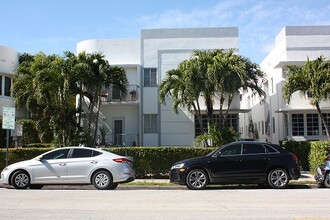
[268,168,289,189]
[186,169,208,190]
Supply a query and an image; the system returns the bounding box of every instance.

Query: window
[322,113,330,135]
[264,144,279,153]
[307,114,319,136]
[5,77,11,96]
[194,114,238,136]
[41,149,70,160]
[71,149,93,158]
[112,86,121,100]
[144,68,157,87]
[243,144,266,154]
[292,114,304,136]
[144,114,157,133]
[220,144,242,156]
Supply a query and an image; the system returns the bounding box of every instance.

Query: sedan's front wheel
[92,170,113,190]
[268,168,289,189]
[11,171,30,189]
[186,169,208,190]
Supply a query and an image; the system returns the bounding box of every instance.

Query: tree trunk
[93,87,101,145]
[316,103,330,139]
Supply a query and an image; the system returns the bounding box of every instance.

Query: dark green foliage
[17,119,41,144]
[280,140,310,170]
[309,141,330,175]
[0,148,52,171]
[106,147,215,178]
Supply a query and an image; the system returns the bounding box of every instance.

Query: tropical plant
[283,56,330,139]
[159,49,265,146]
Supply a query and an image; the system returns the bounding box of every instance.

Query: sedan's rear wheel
[268,168,289,189]
[92,170,113,190]
[11,171,30,189]
[324,173,330,188]
[186,169,208,190]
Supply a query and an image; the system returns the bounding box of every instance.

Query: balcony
[101,84,139,104]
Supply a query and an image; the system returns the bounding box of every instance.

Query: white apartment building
[0,45,19,117]
[77,27,241,146]
[240,25,330,144]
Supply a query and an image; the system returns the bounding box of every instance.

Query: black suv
[170,141,300,190]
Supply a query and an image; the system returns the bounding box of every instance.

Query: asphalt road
[0,185,329,220]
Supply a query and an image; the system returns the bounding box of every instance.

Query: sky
[1,0,330,63]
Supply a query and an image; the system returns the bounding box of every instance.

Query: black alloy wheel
[268,168,289,189]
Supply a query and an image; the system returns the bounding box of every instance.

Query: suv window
[243,143,266,154]
[264,144,279,153]
[42,149,70,160]
[220,144,242,156]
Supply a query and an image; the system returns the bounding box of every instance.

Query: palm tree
[158,58,207,139]
[209,49,265,130]
[283,56,330,139]
[159,49,265,146]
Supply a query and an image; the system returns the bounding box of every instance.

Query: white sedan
[1,146,135,190]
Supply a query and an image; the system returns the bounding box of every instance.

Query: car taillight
[291,154,298,163]
[113,158,132,164]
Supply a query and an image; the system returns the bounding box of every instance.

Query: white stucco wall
[241,25,330,144]
[141,27,239,146]
[0,45,19,117]
[76,39,140,65]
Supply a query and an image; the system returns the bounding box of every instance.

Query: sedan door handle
[91,161,98,164]
[59,163,66,166]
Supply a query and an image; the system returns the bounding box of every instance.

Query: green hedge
[309,141,330,176]
[0,147,215,178]
[280,140,310,170]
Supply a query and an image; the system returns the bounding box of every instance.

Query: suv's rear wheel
[11,171,30,189]
[268,168,289,189]
[186,169,208,190]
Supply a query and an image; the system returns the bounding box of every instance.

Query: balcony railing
[101,84,139,103]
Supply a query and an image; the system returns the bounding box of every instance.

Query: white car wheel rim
[15,173,29,187]
[270,170,287,187]
[95,173,109,187]
[188,171,206,188]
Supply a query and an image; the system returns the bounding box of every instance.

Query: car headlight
[171,163,185,170]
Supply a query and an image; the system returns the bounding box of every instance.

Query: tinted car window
[243,144,266,154]
[264,144,279,153]
[42,149,70,160]
[71,149,93,158]
[71,149,102,158]
[220,144,242,156]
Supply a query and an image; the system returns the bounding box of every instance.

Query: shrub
[280,140,310,170]
[309,141,330,175]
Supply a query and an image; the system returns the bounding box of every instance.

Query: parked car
[1,146,135,190]
[170,141,300,190]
